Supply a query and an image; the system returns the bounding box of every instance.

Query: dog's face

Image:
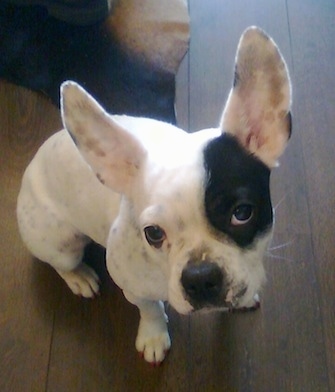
[60,27,292,314]
[127,129,273,314]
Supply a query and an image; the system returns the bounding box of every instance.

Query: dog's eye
[231,204,254,226]
[144,225,166,249]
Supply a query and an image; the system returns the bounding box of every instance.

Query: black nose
[181,261,223,306]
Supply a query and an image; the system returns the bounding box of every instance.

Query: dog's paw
[57,263,100,298]
[135,318,171,366]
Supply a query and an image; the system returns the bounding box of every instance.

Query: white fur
[17,27,291,364]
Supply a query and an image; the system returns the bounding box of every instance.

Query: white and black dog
[17,27,292,365]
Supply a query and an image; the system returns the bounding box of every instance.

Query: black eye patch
[203,134,273,247]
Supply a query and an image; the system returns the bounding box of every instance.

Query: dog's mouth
[186,285,248,313]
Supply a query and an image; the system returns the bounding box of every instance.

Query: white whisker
[273,189,292,212]
[268,239,295,251]
[266,252,295,263]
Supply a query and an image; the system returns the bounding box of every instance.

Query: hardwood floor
[0,1,334,391]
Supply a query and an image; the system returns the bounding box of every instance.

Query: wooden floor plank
[0,82,61,392]
[175,54,190,132]
[287,0,335,389]
[187,0,293,132]
[186,0,330,390]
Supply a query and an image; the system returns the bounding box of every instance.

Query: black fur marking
[67,128,78,146]
[233,65,240,87]
[203,134,273,248]
[287,111,293,139]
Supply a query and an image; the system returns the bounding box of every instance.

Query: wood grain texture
[0,82,61,392]
[0,1,334,391]
[287,1,335,389]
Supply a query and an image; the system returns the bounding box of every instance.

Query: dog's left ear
[60,81,147,195]
[221,26,292,168]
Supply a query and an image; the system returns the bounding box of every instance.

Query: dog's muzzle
[181,261,245,310]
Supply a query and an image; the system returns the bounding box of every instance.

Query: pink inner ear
[245,127,262,151]
[234,96,266,153]
[221,28,291,168]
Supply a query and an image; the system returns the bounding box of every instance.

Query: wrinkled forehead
[146,149,206,217]
[140,129,219,225]
[147,127,220,171]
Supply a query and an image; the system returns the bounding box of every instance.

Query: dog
[17,26,292,365]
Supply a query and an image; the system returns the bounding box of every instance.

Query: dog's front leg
[123,291,171,365]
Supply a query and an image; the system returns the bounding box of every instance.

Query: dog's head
[60,27,292,314]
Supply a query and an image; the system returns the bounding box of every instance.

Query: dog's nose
[181,261,223,306]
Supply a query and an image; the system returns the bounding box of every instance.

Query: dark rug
[0,2,178,122]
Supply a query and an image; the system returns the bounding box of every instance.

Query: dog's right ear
[220,27,292,168]
[60,81,147,195]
